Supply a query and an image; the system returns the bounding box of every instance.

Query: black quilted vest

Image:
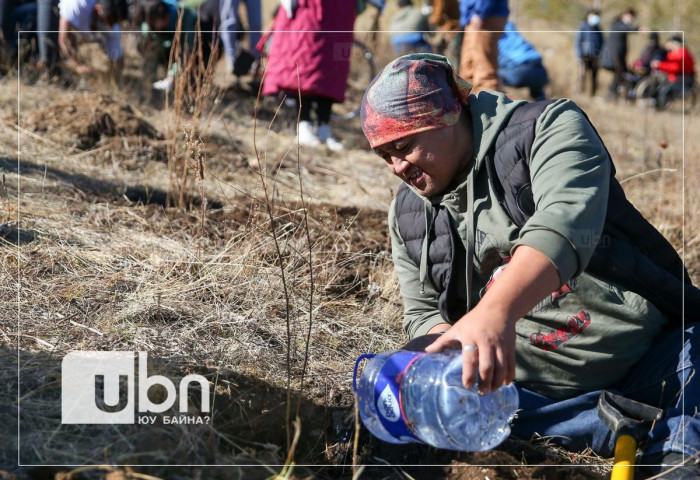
[395,100,699,326]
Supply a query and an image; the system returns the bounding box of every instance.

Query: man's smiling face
[374,113,473,197]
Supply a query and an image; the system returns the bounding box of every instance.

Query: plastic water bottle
[354,350,519,451]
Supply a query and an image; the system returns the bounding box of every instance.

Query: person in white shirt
[57,0,127,76]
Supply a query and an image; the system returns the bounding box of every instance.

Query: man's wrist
[471,297,518,327]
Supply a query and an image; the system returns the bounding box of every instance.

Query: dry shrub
[163,12,222,210]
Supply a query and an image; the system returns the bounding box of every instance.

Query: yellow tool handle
[611,434,638,480]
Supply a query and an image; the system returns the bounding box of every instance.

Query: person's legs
[36,0,59,69]
[0,0,12,50]
[297,96,313,122]
[526,62,548,101]
[459,25,474,84]
[0,0,14,54]
[243,0,261,55]
[447,30,462,73]
[459,15,506,93]
[497,63,519,88]
[315,96,343,152]
[198,17,217,68]
[613,323,700,460]
[296,95,320,146]
[471,15,506,91]
[590,57,599,97]
[683,74,695,91]
[657,79,677,110]
[579,57,597,97]
[499,62,547,101]
[512,388,613,455]
[314,96,333,125]
[608,56,625,98]
[578,58,587,95]
[512,323,700,462]
[219,0,241,70]
[659,75,697,109]
[11,1,38,59]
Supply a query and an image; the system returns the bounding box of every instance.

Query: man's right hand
[426,245,561,394]
[425,305,516,395]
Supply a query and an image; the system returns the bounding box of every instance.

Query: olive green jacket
[389,91,667,398]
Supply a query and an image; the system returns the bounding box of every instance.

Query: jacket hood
[444,90,525,196]
[469,90,526,171]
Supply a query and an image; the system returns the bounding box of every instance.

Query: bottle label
[375,350,423,442]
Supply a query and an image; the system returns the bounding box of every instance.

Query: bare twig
[252,61,294,451]
[353,392,361,479]
[69,319,104,336]
[619,168,678,185]
[294,64,315,421]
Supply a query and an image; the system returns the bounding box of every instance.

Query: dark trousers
[36,0,59,67]
[297,96,333,124]
[606,56,627,97]
[0,0,58,67]
[579,56,599,97]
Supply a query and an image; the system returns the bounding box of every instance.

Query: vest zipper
[419,202,432,295]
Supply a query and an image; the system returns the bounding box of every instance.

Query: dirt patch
[23,93,163,149]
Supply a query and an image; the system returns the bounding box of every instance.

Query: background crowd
[0,0,696,145]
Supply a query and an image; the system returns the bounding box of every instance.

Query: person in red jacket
[651,35,695,108]
[262,0,358,152]
[651,35,695,83]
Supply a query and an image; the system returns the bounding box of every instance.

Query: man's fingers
[491,350,507,391]
[424,332,453,352]
[477,348,494,394]
[461,346,478,388]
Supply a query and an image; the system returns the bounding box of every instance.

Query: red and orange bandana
[361,53,472,149]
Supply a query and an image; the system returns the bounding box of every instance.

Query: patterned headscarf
[361,53,472,149]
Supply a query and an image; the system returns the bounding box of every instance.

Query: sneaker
[317,123,344,152]
[297,120,321,146]
[153,77,174,92]
[637,452,700,479]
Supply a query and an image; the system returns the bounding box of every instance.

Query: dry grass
[0,15,698,480]
[1,40,404,474]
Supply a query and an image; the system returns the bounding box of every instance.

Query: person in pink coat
[262,0,358,151]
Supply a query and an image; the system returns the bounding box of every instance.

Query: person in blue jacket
[575,8,604,97]
[497,21,548,101]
